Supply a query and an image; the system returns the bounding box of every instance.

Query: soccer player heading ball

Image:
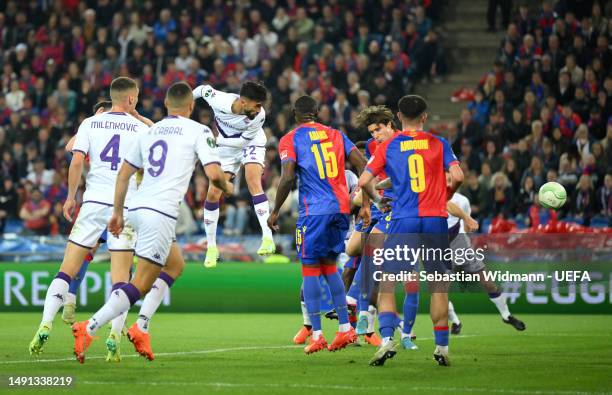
[193,81,275,267]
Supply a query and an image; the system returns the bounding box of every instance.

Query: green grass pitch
[1,313,611,394]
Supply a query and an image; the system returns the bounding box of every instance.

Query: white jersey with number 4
[448,192,471,234]
[124,115,220,219]
[193,84,266,147]
[72,111,149,206]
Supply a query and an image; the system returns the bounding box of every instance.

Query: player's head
[165,81,195,115]
[292,95,318,123]
[92,100,112,115]
[239,81,267,120]
[109,77,139,111]
[397,95,428,128]
[355,105,396,143]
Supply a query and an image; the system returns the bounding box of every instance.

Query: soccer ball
[538,182,567,210]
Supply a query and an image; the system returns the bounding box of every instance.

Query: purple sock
[158,272,175,287]
[120,283,141,306]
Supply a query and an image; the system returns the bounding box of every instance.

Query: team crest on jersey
[207,137,217,148]
[204,88,214,98]
[280,150,288,160]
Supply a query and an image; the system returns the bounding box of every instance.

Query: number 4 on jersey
[100,134,121,171]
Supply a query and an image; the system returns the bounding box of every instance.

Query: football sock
[137,273,174,333]
[448,300,461,325]
[300,301,312,327]
[65,292,76,306]
[41,272,71,325]
[87,284,140,336]
[252,194,273,239]
[434,325,449,350]
[402,292,419,334]
[302,266,322,332]
[378,311,396,341]
[321,265,349,328]
[109,282,128,335]
[489,292,511,320]
[203,200,220,248]
[366,305,377,333]
[68,253,93,296]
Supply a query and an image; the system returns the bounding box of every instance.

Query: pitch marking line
[80,381,610,394]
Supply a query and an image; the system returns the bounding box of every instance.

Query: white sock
[346,295,357,305]
[382,336,392,346]
[87,289,132,336]
[367,305,376,333]
[490,294,511,320]
[301,301,311,326]
[204,204,220,247]
[136,277,169,333]
[339,323,351,332]
[401,331,410,339]
[312,330,322,340]
[436,345,449,354]
[252,195,273,239]
[448,301,461,325]
[65,292,76,305]
[41,276,70,325]
[111,311,128,335]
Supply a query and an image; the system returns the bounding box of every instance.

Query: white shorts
[128,208,177,266]
[69,202,135,251]
[218,145,266,175]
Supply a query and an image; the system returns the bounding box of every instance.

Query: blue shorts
[384,217,451,274]
[296,214,350,264]
[373,212,391,234]
[98,229,108,244]
[343,255,361,269]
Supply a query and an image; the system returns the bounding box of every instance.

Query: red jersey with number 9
[366,130,459,218]
[279,122,357,217]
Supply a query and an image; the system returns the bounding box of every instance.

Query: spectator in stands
[486,171,515,217]
[522,156,547,190]
[571,174,597,226]
[19,187,51,235]
[487,0,513,32]
[516,175,536,217]
[502,157,522,192]
[461,171,487,221]
[48,201,71,236]
[26,158,53,190]
[0,178,18,234]
[596,173,612,220]
[483,140,504,173]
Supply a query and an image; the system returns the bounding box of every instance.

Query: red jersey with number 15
[279,122,357,217]
[366,130,459,218]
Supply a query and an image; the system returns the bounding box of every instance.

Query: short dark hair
[293,95,318,118]
[110,77,138,95]
[239,81,267,102]
[93,100,112,113]
[166,81,193,107]
[397,95,428,120]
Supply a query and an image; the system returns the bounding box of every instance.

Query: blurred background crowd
[0,0,609,237]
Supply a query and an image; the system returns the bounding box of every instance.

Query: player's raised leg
[448,300,463,334]
[244,163,276,255]
[104,247,135,362]
[129,242,185,358]
[203,176,227,268]
[62,250,94,325]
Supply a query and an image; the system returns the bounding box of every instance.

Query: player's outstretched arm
[109,161,138,237]
[447,201,479,232]
[268,161,295,232]
[63,152,85,221]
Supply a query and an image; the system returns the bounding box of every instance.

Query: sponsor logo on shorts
[154,253,161,260]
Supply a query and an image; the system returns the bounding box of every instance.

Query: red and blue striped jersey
[366,130,459,218]
[279,122,356,217]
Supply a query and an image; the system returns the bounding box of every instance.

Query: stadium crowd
[0,0,609,237]
[454,0,612,228]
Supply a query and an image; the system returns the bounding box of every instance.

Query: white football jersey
[124,115,220,218]
[72,111,149,206]
[448,192,471,234]
[345,170,358,195]
[193,84,266,147]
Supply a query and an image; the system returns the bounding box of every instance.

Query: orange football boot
[365,332,382,346]
[72,321,94,364]
[328,328,357,351]
[127,323,154,361]
[304,335,328,354]
[293,326,312,344]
